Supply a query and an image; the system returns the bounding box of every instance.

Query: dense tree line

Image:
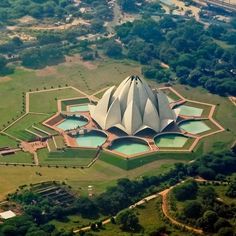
[114,16,236,95]
[172,180,236,235]
[0,0,80,21]
[0,0,108,23]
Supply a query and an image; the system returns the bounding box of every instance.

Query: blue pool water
[75,131,107,147]
[57,117,87,131]
[110,138,150,155]
[69,104,89,112]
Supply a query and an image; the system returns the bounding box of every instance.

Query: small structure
[0,210,16,220]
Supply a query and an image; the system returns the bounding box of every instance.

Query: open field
[0,59,141,129]
[38,148,96,166]
[0,134,19,147]
[29,88,83,113]
[0,151,33,164]
[0,157,186,201]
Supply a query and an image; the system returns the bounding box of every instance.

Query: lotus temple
[43,75,224,158]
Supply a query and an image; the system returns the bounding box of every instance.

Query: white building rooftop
[0,210,16,219]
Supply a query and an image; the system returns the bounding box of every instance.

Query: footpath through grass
[5,113,50,141]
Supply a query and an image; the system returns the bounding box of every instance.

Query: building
[89,75,180,135]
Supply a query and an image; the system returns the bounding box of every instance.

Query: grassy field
[0,156,187,200]
[29,88,83,113]
[0,134,19,148]
[0,59,141,129]
[38,148,96,166]
[5,113,50,141]
[0,151,33,164]
[100,144,202,170]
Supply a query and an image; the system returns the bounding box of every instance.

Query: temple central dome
[89,75,179,135]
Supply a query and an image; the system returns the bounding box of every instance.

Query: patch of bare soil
[18,16,35,24]
[36,67,57,77]
[65,55,98,70]
[0,77,12,83]
[29,18,90,31]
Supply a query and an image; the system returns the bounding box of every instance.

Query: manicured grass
[34,123,58,135]
[0,156,187,200]
[0,134,19,148]
[29,88,82,114]
[47,139,57,152]
[0,59,141,129]
[38,148,96,166]
[5,113,50,141]
[162,88,182,101]
[54,135,66,149]
[0,151,33,164]
[100,144,202,170]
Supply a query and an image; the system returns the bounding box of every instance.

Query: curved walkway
[159,186,203,235]
[73,179,203,234]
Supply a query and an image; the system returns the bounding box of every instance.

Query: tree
[173,180,198,201]
[214,218,231,232]
[183,200,202,218]
[226,180,236,198]
[116,209,140,232]
[75,197,98,218]
[119,0,137,12]
[199,187,216,205]
[198,210,218,232]
[197,166,216,180]
[159,16,176,29]
[1,225,17,236]
[218,227,234,236]
[104,40,122,58]
[0,56,7,72]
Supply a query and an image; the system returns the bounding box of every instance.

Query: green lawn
[0,151,33,164]
[29,88,82,114]
[0,134,19,148]
[0,59,141,129]
[38,148,96,166]
[100,145,202,170]
[5,113,50,141]
[54,135,66,149]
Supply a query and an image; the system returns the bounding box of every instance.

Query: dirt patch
[0,77,12,83]
[65,55,98,70]
[29,18,90,31]
[36,67,58,77]
[18,16,35,24]
[6,26,18,31]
